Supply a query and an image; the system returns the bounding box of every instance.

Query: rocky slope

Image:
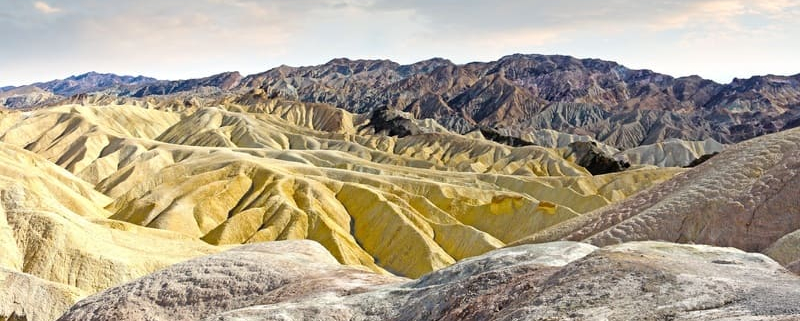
[6,54,800,151]
[58,240,800,321]
[517,126,800,269]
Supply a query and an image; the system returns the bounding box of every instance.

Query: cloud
[33,1,61,14]
[645,0,800,32]
[1,0,799,85]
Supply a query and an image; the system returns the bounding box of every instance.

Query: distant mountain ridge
[32,71,158,96]
[122,71,243,97]
[5,54,800,148]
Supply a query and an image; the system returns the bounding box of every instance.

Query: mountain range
[2,53,800,320]
[4,54,800,149]
[1,100,798,321]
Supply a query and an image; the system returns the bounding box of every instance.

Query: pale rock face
[616,138,725,167]
[58,241,800,321]
[765,229,800,273]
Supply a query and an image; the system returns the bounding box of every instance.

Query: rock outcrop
[359,106,449,137]
[567,141,630,175]
[58,241,800,321]
[765,229,800,274]
[56,241,402,321]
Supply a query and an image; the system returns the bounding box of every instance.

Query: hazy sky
[2,0,799,86]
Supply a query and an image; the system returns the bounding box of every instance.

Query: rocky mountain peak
[5,53,800,150]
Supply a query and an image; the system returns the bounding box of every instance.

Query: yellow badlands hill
[0,102,682,320]
[0,142,220,321]
[2,104,681,274]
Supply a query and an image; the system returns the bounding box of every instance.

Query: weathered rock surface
[56,241,403,321]
[519,126,800,268]
[58,241,800,321]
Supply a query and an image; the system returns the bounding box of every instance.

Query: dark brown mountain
[6,54,800,149]
[230,55,800,148]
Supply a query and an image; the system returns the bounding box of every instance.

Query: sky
[1,0,799,86]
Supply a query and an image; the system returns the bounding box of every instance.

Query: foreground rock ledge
[58,240,800,321]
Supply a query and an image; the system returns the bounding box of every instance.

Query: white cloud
[33,1,61,14]
[1,0,799,85]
